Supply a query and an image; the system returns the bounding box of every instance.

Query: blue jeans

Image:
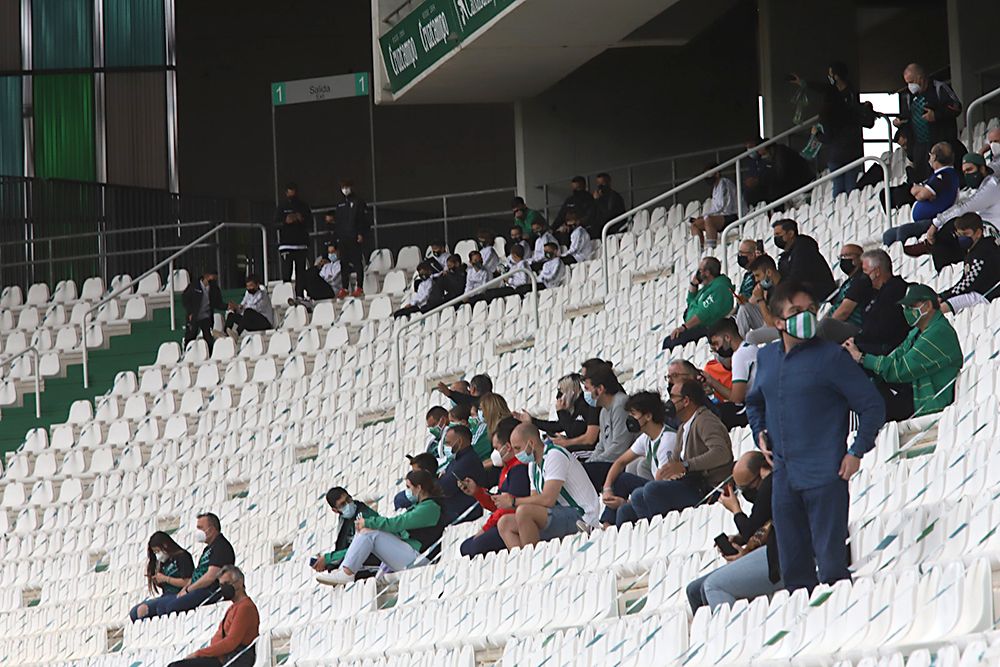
[882,219,932,247]
[539,505,584,541]
[460,526,507,558]
[342,529,428,573]
[772,467,850,592]
[685,546,783,612]
[829,162,860,199]
[626,476,704,521]
[159,586,219,615]
[600,472,648,526]
[129,592,178,621]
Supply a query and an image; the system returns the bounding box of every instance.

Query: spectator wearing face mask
[733,240,768,336]
[511,196,544,236]
[537,242,567,288]
[600,392,676,527]
[166,565,258,667]
[394,452,440,510]
[744,255,783,345]
[130,531,195,621]
[393,261,438,318]
[224,275,273,337]
[506,225,532,259]
[844,284,962,421]
[474,228,501,275]
[273,182,311,298]
[662,257,735,351]
[746,280,885,593]
[705,318,756,429]
[427,241,450,272]
[495,423,600,548]
[292,244,343,308]
[426,255,467,308]
[689,165,741,252]
[330,179,370,298]
[816,243,872,343]
[160,513,236,615]
[182,271,224,355]
[579,364,638,489]
[320,471,448,585]
[515,373,599,450]
[894,63,963,183]
[853,250,910,356]
[312,487,378,572]
[478,393,513,466]
[465,250,492,294]
[459,417,530,558]
[772,219,836,304]
[686,451,781,612]
[882,142,960,253]
[939,213,1000,313]
[530,219,559,267]
[554,176,597,233]
[436,425,486,525]
[561,211,593,264]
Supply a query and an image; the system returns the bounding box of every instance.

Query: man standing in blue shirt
[746,281,885,592]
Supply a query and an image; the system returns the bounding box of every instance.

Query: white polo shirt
[528,441,600,526]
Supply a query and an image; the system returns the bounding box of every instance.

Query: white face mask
[194,529,207,544]
[907,82,921,95]
[154,551,168,563]
[490,449,505,467]
[991,142,1000,159]
[341,187,352,196]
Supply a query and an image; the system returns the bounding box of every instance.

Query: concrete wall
[948,0,1000,130]
[856,4,949,94]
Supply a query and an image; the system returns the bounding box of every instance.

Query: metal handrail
[0,218,218,249]
[966,83,1000,138]
[719,154,892,275]
[79,222,269,389]
[599,115,820,294]
[0,347,41,419]
[313,186,514,212]
[393,266,539,400]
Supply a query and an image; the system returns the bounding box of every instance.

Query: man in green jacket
[663,256,735,351]
[843,284,962,421]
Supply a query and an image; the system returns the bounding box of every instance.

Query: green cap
[897,283,938,307]
[963,152,986,167]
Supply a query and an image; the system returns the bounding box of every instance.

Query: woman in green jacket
[323,470,446,585]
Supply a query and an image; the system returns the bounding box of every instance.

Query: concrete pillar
[757,0,858,137]
[947,0,997,130]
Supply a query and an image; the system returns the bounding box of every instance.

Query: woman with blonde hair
[512,373,599,449]
[479,392,512,441]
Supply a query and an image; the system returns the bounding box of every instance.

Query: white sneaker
[316,568,355,586]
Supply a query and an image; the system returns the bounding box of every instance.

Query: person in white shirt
[470,244,534,305]
[921,153,1000,252]
[428,242,450,273]
[530,219,558,267]
[689,166,741,252]
[475,229,501,275]
[561,211,594,265]
[537,242,566,288]
[291,244,343,308]
[599,392,676,527]
[464,250,492,294]
[393,261,437,318]
[705,318,758,428]
[495,423,599,548]
[224,276,274,336]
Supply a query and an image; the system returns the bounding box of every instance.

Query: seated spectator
[772,219,836,303]
[743,138,814,204]
[733,240,768,335]
[465,250,492,294]
[537,242,567,288]
[160,513,236,615]
[393,452,440,510]
[475,229,501,275]
[423,406,449,453]
[515,373,599,450]
[437,373,492,412]
[689,165,741,252]
[426,254,467,308]
[182,270,224,355]
[554,176,597,233]
[882,141,959,249]
[704,318,757,428]
[166,565,259,667]
[816,243,872,343]
[844,284,962,421]
[662,257,735,351]
[600,392,676,527]
[313,487,378,572]
[436,424,485,524]
[686,452,781,612]
[291,245,342,307]
[504,243,533,294]
[744,255,782,345]
[321,471,447,585]
[130,531,194,621]
[496,423,600,548]
[939,213,1000,313]
[506,224,532,258]
[512,196,544,236]
[428,241,450,272]
[459,417,530,558]
[478,393,512,464]
[853,250,910,355]
[617,381,733,524]
[393,261,437,318]
[530,218,559,266]
[428,401,484,467]
[579,364,638,489]
[982,128,1000,169]
[562,211,594,265]
[593,172,627,233]
[224,275,273,336]
[701,345,733,404]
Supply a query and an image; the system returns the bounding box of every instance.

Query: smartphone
[715,533,739,557]
[309,557,318,567]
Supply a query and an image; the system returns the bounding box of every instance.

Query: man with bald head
[894,62,962,182]
[495,423,599,549]
[817,242,872,343]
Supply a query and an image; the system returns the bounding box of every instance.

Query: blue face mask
[760,278,774,290]
[515,450,534,464]
[404,488,418,503]
[340,501,357,520]
[583,390,598,407]
[957,235,974,250]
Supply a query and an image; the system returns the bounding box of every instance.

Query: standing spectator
[165,565,259,667]
[224,275,273,337]
[593,172,627,233]
[554,176,596,232]
[331,179,370,298]
[816,243,872,343]
[844,284,963,420]
[515,373,599,450]
[772,219,836,303]
[130,531,194,621]
[312,487,378,572]
[495,423,600,548]
[506,225,532,258]
[686,451,782,612]
[689,166,741,252]
[537,242,567,288]
[854,250,910,355]
[579,364,638,489]
[733,240,768,336]
[939,213,1000,313]
[392,262,436,318]
[321,471,447,585]
[182,271,224,355]
[705,318,757,428]
[273,182,311,297]
[562,211,594,264]
[894,63,963,182]
[746,281,885,593]
[662,257,735,351]
[475,229,501,275]
[160,513,236,614]
[882,142,960,250]
[511,196,544,236]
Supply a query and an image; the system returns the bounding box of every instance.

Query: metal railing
[966,83,1000,138]
[79,223,269,389]
[0,347,41,419]
[719,154,892,275]
[599,116,820,294]
[393,266,539,400]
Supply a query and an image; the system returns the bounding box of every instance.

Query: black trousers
[716,401,749,429]
[337,236,365,290]
[184,317,214,354]
[168,646,255,667]
[662,325,708,351]
[301,267,339,300]
[582,461,614,492]
[280,249,309,296]
[875,379,915,422]
[225,308,271,334]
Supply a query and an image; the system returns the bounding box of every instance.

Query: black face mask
[220,583,236,601]
[544,252,555,260]
[773,236,786,250]
[737,255,750,270]
[739,485,758,503]
[625,416,641,433]
[663,398,677,420]
[715,344,735,358]
[838,258,856,275]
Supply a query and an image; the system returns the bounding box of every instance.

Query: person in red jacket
[459,417,530,557]
[167,565,259,667]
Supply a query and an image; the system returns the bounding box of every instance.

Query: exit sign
[271,73,370,106]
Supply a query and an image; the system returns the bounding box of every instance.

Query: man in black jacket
[182,271,224,354]
[273,183,312,298]
[331,179,371,298]
[426,254,466,308]
[593,172,627,233]
[553,176,597,234]
[750,140,814,204]
[894,63,963,182]
[772,219,835,303]
[940,212,1000,314]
